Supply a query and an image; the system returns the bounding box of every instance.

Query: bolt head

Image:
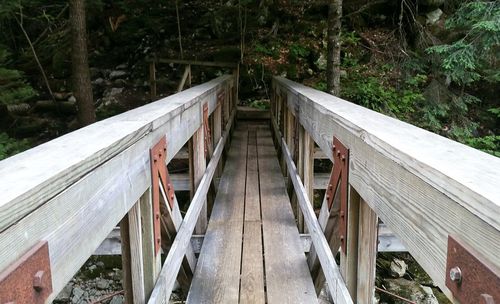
[449,266,462,283]
[33,270,44,292]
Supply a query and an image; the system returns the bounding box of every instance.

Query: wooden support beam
[120,215,133,304]
[149,62,156,100]
[192,125,207,234]
[155,58,238,68]
[281,137,353,304]
[340,186,361,300]
[148,110,235,304]
[177,65,190,93]
[127,201,146,303]
[356,199,378,303]
[213,103,222,178]
[302,130,314,234]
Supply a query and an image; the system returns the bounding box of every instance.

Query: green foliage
[0,47,37,105]
[0,132,30,160]
[465,135,500,157]
[313,81,327,92]
[426,1,500,85]
[341,31,361,46]
[289,44,310,61]
[342,74,426,118]
[254,43,279,58]
[247,99,270,110]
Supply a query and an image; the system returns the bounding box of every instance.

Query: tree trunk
[70,0,95,126]
[326,0,342,96]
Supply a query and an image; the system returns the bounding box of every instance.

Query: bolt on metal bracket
[446,235,500,304]
[0,241,52,304]
[325,136,349,253]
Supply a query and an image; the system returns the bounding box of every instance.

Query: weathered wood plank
[0,76,233,302]
[128,201,146,303]
[240,129,265,304]
[274,77,500,297]
[148,109,235,304]
[257,129,318,304]
[193,125,207,234]
[155,58,238,68]
[281,136,353,304]
[356,199,378,303]
[186,128,248,303]
[0,75,232,234]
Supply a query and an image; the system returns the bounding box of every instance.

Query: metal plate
[446,236,500,304]
[325,137,349,253]
[0,241,52,304]
[151,137,175,254]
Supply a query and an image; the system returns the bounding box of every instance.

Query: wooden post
[140,189,161,300]
[356,199,378,303]
[302,129,314,233]
[340,186,361,300]
[127,201,146,303]
[193,124,207,234]
[149,61,156,101]
[120,215,133,304]
[296,124,305,232]
[177,65,190,92]
[213,103,222,178]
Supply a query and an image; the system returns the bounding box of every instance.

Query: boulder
[109,70,127,80]
[390,258,408,278]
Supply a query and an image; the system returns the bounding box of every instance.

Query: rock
[340,70,348,78]
[390,258,408,278]
[315,53,327,71]
[107,87,124,97]
[96,278,110,290]
[109,295,124,304]
[88,264,97,271]
[57,284,73,301]
[426,8,443,25]
[109,70,127,80]
[114,79,127,87]
[90,67,104,79]
[116,63,128,70]
[71,287,84,303]
[68,96,76,103]
[93,77,105,86]
[54,92,71,101]
[421,286,439,304]
[96,261,105,268]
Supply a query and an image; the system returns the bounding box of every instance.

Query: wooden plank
[186,128,248,303]
[128,201,146,303]
[236,106,270,120]
[148,110,235,304]
[340,186,361,300]
[193,125,207,234]
[173,146,189,159]
[281,137,353,304]
[313,173,330,189]
[0,75,232,234]
[156,58,238,68]
[0,77,234,302]
[314,146,328,159]
[257,129,318,304]
[240,129,265,304]
[171,173,189,191]
[120,216,133,304]
[275,77,500,297]
[177,65,190,92]
[356,199,378,303]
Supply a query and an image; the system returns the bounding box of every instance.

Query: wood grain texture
[274,77,500,296]
[281,137,353,304]
[193,125,208,234]
[356,200,378,304]
[0,76,233,234]
[186,128,248,303]
[0,77,234,302]
[240,129,265,304]
[148,111,234,304]
[128,201,146,303]
[257,129,318,304]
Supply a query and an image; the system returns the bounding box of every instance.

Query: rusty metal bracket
[203,103,212,158]
[325,137,349,253]
[151,137,175,254]
[0,241,52,304]
[446,236,500,304]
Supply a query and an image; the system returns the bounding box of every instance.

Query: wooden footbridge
[0,71,499,304]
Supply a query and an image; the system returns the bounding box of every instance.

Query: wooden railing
[271,77,500,303]
[0,75,236,303]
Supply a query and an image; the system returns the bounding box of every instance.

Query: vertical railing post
[340,186,361,301]
[301,128,314,233]
[356,199,378,303]
[193,113,207,234]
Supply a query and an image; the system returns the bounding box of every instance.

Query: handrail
[272,76,500,302]
[0,75,235,302]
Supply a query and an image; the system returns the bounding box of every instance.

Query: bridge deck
[187,122,317,303]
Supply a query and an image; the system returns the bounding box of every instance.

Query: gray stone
[315,53,327,71]
[88,264,97,271]
[71,287,84,303]
[68,96,76,103]
[93,78,105,86]
[96,261,105,268]
[109,70,127,80]
[426,8,443,25]
[57,284,73,301]
[340,70,348,78]
[390,258,408,278]
[421,286,439,304]
[96,278,110,290]
[116,63,128,70]
[109,295,125,304]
